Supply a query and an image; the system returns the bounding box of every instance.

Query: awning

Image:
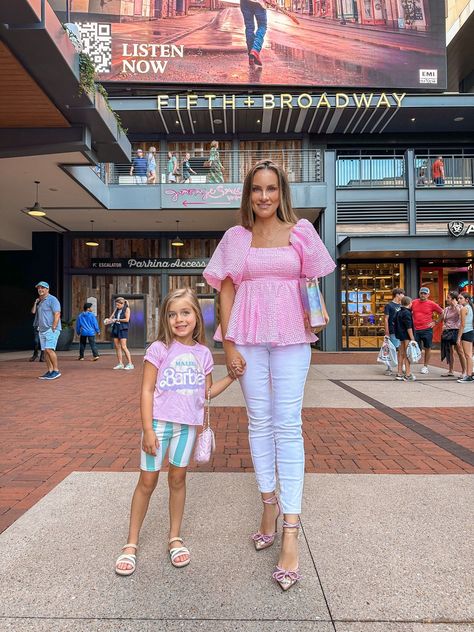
[338,235,474,260]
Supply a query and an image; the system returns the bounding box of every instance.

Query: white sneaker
[420,366,429,374]
[384,368,393,376]
[113,363,124,370]
[124,363,135,370]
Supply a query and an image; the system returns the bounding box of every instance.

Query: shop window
[341,262,405,349]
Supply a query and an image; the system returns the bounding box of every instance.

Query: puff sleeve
[203,225,252,291]
[290,219,336,279]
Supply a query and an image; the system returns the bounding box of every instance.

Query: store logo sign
[419,69,438,84]
[448,221,474,237]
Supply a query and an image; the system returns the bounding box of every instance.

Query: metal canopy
[338,235,474,260]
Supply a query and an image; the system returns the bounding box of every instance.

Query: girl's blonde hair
[240,160,299,229]
[157,288,206,346]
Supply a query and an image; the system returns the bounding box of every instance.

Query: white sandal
[169,537,190,568]
[115,543,138,576]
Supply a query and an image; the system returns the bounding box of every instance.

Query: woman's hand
[303,313,329,335]
[226,350,246,379]
[142,429,158,456]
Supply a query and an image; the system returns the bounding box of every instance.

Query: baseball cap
[419,287,430,294]
[35,281,49,289]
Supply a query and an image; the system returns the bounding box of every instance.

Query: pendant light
[85,219,99,247]
[171,220,184,247]
[27,181,46,217]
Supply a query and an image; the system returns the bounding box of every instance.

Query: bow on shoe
[252,532,275,544]
[272,566,302,582]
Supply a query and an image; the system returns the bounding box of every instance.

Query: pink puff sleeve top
[203,219,336,346]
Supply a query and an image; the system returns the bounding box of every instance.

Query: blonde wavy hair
[157,288,206,346]
[240,160,299,229]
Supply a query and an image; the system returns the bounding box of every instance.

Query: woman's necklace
[253,224,288,245]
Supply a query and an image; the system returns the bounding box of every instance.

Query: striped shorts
[140,420,197,471]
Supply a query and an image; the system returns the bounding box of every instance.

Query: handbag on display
[194,389,215,464]
[299,277,327,328]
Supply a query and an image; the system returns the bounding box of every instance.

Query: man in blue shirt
[35,282,62,380]
[130,148,148,184]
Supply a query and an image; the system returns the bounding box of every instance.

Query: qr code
[77,22,112,74]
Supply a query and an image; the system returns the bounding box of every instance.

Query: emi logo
[419,69,438,84]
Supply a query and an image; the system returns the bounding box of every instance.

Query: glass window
[341,262,405,349]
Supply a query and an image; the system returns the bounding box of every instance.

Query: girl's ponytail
[460,291,473,307]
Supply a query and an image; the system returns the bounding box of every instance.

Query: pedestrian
[456,291,473,383]
[106,297,134,370]
[440,291,465,378]
[240,0,267,66]
[146,146,157,184]
[75,302,100,361]
[130,148,148,184]
[432,156,445,186]
[383,287,405,375]
[30,297,44,362]
[34,281,62,380]
[181,152,197,183]
[203,159,336,591]
[411,287,443,374]
[207,140,224,184]
[115,288,240,577]
[393,296,416,381]
[167,151,179,183]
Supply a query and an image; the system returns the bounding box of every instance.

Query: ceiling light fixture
[410,118,416,122]
[213,118,223,124]
[171,220,184,247]
[27,181,46,217]
[85,219,99,247]
[453,116,464,122]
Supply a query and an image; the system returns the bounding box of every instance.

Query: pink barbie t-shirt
[144,340,213,426]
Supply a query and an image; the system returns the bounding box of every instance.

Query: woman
[107,297,134,370]
[207,140,224,184]
[440,291,465,378]
[456,291,473,383]
[204,160,335,590]
[146,146,157,184]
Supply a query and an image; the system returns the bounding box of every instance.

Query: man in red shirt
[432,156,445,186]
[411,287,443,374]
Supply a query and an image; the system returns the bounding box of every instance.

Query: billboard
[53,0,447,89]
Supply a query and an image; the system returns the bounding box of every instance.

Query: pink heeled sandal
[251,494,281,551]
[272,520,302,591]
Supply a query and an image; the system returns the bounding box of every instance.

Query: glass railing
[414,155,474,188]
[336,155,406,188]
[97,149,324,185]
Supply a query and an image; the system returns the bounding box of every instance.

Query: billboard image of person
[52,0,446,89]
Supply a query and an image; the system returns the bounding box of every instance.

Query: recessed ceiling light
[175,120,180,125]
[256,119,261,123]
[410,118,416,122]
[213,118,223,124]
[395,253,400,257]
[454,116,464,122]
[49,187,58,192]
[192,120,197,124]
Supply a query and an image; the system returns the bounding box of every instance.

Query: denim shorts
[389,334,401,349]
[39,328,60,351]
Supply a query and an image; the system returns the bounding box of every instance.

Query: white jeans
[236,343,311,514]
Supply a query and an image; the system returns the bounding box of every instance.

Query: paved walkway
[0,351,473,631]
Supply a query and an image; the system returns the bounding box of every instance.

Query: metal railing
[98,150,324,185]
[414,155,474,188]
[336,154,406,188]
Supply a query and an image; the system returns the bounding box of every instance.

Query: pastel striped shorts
[140,420,197,471]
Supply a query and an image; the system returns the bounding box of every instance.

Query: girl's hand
[142,429,158,456]
[304,313,329,334]
[226,350,246,378]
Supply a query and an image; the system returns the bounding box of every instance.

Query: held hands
[142,429,158,456]
[226,351,246,380]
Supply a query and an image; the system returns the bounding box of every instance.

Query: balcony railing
[97,149,324,185]
[415,155,474,188]
[336,155,406,188]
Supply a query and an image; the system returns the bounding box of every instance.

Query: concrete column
[320,150,338,351]
[406,258,418,298]
[232,137,239,182]
[406,148,416,235]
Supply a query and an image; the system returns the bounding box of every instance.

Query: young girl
[457,291,473,383]
[115,288,239,576]
[393,296,416,381]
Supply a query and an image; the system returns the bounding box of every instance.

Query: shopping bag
[194,389,215,464]
[377,336,398,368]
[406,340,422,364]
[299,277,326,328]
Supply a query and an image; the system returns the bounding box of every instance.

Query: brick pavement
[0,355,473,533]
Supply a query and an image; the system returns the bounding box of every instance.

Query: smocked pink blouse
[203,219,336,346]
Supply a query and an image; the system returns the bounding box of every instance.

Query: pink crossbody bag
[194,388,215,464]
